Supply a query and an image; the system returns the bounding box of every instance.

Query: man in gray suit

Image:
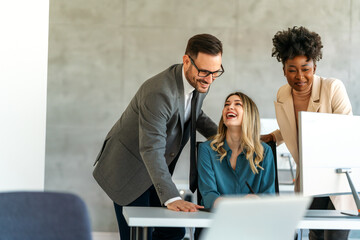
[93,34,223,240]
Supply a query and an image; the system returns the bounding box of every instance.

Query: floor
[92,232,118,240]
[93,230,360,240]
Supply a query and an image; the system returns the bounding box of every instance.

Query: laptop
[200,195,311,240]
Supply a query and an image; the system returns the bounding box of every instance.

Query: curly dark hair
[272,26,323,64]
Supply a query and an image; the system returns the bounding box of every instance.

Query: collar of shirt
[223,140,246,156]
[182,66,195,97]
[223,140,230,152]
[223,139,247,171]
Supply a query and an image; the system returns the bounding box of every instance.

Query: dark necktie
[189,90,198,193]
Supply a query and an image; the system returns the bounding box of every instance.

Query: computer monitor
[299,112,360,215]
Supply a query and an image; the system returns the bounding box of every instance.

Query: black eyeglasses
[188,55,224,78]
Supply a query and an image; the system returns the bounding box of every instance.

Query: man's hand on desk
[166,200,204,212]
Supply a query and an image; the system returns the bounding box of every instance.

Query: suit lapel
[307,75,321,112]
[274,84,299,163]
[175,64,186,132]
[275,85,296,129]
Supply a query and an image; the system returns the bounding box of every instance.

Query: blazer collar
[277,84,292,103]
[276,84,295,125]
[175,64,186,129]
[308,75,321,112]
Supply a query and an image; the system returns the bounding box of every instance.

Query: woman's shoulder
[199,139,213,150]
[260,142,275,168]
[260,142,274,159]
[276,83,291,101]
[317,75,345,88]
[316,75,349,98]
[278,83,290,91]
[198,140,218,161]
[261,142,272,151]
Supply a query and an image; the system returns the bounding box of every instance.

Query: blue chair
[0,191,92,240]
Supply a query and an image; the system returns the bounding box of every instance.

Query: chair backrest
[0,191,92,240]
[265,140,279,194]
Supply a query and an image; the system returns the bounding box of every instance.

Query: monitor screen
[299,112,360,197]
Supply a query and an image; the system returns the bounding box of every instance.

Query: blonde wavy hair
[210,92,264,174]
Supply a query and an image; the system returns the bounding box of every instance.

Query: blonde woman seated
[197,92,275,209]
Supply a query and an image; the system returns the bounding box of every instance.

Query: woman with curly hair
[198,92,275,209]
[261,26,353,240]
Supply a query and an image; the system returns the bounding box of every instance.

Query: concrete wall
[46,0,360,231]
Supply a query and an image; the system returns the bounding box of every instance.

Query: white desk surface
[299,210,360,230]
[123,207,212,228]
[123,207,360,230]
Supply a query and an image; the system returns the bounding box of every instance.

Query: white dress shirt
[164,66,195,206]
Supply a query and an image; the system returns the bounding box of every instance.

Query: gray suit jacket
[93,64,217,205]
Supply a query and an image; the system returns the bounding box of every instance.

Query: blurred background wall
[46,0,360,231]
[1,1,48,192]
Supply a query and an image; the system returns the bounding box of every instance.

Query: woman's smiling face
[283,55,316,92]
[222,94,244,128]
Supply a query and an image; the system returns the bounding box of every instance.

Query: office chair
[265,140,279,194]
[0,191,92,240]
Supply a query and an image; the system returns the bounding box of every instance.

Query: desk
[299,211,360,230]
[123,207,211,240]
[123,207,360,240]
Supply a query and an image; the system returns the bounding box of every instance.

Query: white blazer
[272,75,355,210]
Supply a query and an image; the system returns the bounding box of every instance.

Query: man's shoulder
[139,64,182,93]
[144,64,181,83]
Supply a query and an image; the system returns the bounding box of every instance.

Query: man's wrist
[164,197,182,206]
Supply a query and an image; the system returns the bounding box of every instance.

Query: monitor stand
[336,168,360,217]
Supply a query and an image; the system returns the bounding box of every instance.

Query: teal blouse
[197,140,275,208]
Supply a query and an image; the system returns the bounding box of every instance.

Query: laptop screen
[200,195,311,240]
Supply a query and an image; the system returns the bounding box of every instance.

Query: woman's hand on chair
[260,133,274,143]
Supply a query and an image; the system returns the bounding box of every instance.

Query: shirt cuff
[164,197,182,206]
